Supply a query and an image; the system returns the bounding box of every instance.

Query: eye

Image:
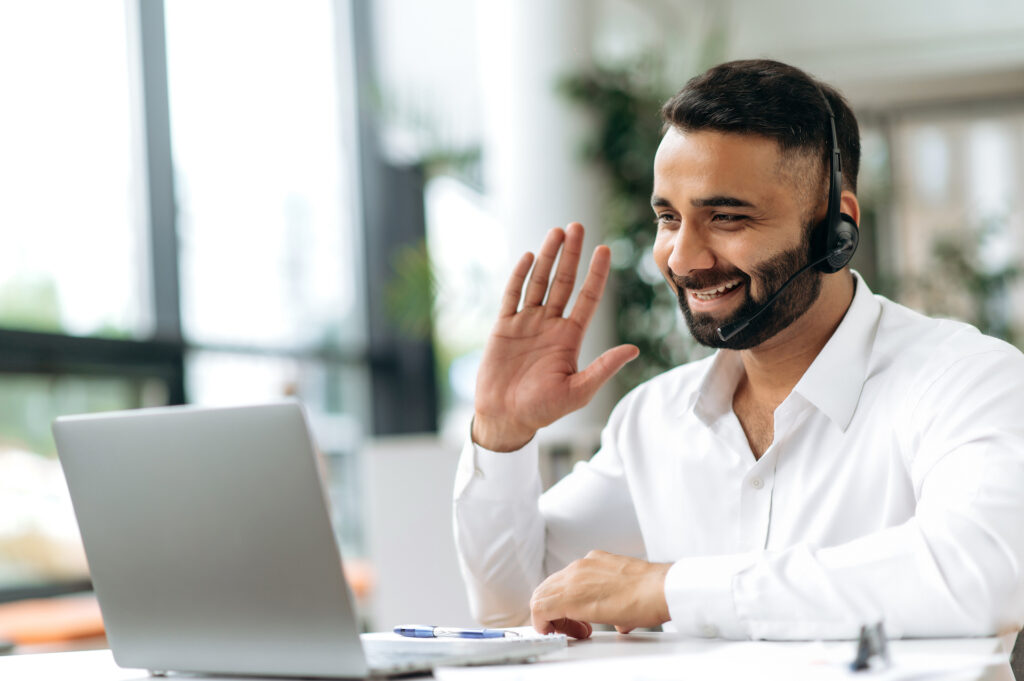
[711,213,748,223]
[653,213,679,228]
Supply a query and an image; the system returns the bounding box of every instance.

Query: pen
[394,625,521,639]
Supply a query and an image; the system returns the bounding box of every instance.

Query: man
[452,59,1024,640]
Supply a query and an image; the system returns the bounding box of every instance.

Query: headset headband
[820,90,843,237]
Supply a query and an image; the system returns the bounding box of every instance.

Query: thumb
[571,344,639,405]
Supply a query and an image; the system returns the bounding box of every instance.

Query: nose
[666,221,715,276]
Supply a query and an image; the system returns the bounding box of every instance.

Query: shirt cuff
[453,429,540,501]
[664,552,759,639]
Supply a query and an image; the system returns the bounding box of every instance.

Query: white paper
[434,641,1008,681]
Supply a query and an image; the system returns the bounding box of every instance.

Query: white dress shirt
[453,273,1024,640]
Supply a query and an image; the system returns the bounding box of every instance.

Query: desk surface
[0,632,1013,681]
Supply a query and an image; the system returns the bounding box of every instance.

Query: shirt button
[700,624,719,638]
[750,477,764,489]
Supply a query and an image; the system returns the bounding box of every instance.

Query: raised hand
[471,222,639,452]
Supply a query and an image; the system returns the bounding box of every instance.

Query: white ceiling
[721,0,1024,108]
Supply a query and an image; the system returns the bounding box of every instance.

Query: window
[164,0,368,552]
[0,0,373,599]
[872,102,1024,342]
[0,1,150,339]
[164,0,362,352]
[0,0,166,600]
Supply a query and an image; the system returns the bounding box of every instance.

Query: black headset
[811,89,859,273]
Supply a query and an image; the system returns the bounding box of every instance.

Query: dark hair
[660,59,860,194]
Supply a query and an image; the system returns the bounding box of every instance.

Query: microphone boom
[715,242,850,343]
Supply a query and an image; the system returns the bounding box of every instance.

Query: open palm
[472,223,639,452]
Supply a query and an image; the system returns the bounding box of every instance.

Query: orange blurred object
[343,557,375,602]
[0,562,375,648]
[0,594,104,645]
[0,564,376,648]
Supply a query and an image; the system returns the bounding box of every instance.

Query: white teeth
[691,280,741,301]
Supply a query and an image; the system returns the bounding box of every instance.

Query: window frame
[0,0,437,602]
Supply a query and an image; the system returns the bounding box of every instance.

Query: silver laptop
[53,402,565,678]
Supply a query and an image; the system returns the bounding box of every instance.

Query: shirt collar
[679,271,881,431]
[682,350,744,425]
[791,271,881,432]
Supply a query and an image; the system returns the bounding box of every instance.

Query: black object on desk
[850,622,890,671]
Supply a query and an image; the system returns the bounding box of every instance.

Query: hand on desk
[471,223,638,452]
[530,550,671,639]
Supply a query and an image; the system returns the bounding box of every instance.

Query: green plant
[904,216,1020,344]
[385,238,438,341]
[0,276,62,333]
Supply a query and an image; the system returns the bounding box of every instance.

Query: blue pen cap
[474,629,508,639]
[394,625,436,638]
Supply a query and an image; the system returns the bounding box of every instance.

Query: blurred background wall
[0,0,1023,637]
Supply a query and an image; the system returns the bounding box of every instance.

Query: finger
[550,618,593,640]
[522,228,565,308]
[530,585,569,636]
[533,619,555,635]
[570,344,640,406]
[499,252,535,317]
[530,586,593,639]
[567,245,611,330]
[544,222,584,318]
[531,593,555,635]
[615,626,634,634]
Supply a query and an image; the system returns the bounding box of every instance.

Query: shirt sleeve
[451,434,546,627]
[665,348,1024,640]
[453,404,645,627]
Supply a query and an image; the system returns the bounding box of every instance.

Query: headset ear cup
[821,213,859,273]
[809,217,831,269]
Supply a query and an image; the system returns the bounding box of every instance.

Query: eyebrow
[650,194,756,209]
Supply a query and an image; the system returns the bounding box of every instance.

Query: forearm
[665,517,1023,640]
[452,437,546,626]
[453,420,645,628]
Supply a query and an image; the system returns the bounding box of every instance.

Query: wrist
[654,562,672,624]
[471,414,535,452]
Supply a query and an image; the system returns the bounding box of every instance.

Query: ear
[840,190,861,226]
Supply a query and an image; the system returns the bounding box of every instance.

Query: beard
[672,231,822,350]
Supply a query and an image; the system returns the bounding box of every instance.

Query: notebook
[53,402,565,678]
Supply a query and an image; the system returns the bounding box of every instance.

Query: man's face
[651,128,823,350]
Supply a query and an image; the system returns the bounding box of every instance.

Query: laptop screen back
[53,402,368,678]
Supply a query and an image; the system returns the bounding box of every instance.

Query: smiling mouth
[689,279,742,301]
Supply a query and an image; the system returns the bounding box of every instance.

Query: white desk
[0,632,1013,681]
